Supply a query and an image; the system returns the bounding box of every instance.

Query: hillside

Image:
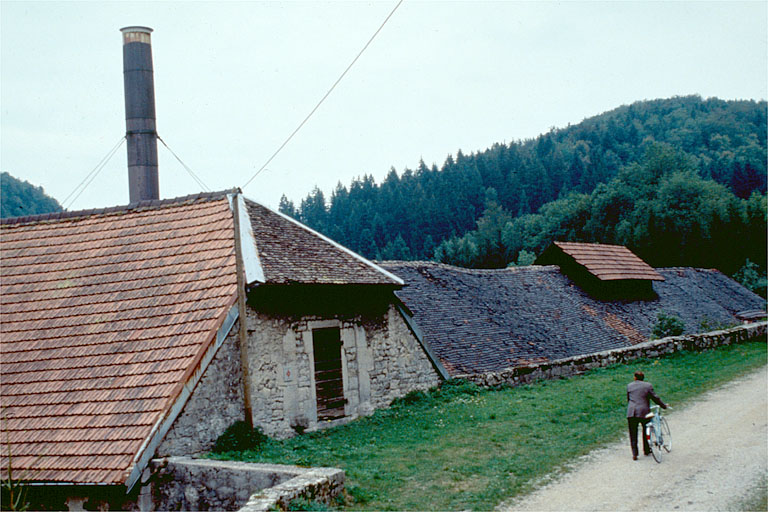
[280,96,766,280]
[0,172,63,219]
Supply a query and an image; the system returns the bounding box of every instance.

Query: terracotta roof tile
[551,241,664,281]
[1,190,398,486]
[0,193,238,484]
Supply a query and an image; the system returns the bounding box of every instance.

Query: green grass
[212,340,767,511]
[733,476,768,512]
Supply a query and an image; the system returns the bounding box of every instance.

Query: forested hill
[280,95,766,281]
[1,172,63,219]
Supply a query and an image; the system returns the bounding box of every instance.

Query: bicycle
[645,404,671,463]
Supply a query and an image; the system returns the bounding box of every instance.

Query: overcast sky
[1,1,766,212]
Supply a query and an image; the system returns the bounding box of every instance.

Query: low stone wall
[458,321,767,387]
[151,457,344,511]
[238,466,345,512]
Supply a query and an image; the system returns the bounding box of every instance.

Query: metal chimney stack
[121,26,159,202]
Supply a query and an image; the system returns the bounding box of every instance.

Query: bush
[698,316,737,333]
[287,498,334,511]
[733,259,767,298]
[652,312,685,339]
[391,390,430,407]
[212,421,269,453]
[433,379,484,401]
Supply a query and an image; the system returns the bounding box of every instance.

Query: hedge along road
[501,365,767,512]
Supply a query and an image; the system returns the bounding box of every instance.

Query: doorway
[312,327,345,420]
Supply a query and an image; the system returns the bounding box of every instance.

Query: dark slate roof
[380,261,766,376]
[245,199,402,286]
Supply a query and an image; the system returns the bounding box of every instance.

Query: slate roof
[380,261,765,376]
[0,191,398,486]
[0,192,239,485]
[245,199,402,286]
[543,241,664,281]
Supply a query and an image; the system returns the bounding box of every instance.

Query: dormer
[535,241,664,300]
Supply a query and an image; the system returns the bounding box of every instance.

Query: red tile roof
[0,191,401,486]
[552,241,664,281]
[1,193,239,485]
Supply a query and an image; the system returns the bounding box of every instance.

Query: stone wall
[157,323,245,457]
[458,321,767,387]
[151,457,343,511]
[158,297,439,451]
[367,304,440,409]
[246,303,439,437]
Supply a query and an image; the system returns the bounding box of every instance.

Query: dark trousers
[628,417,651,457]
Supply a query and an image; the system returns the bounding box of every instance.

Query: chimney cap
[120,26,153,34]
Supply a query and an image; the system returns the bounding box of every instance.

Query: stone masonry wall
[157,322,245,457]
[157,299,440,450]
[367,304,440,410]
[459,321,767,387]
[151,457,343,512]
[246,303,439,438]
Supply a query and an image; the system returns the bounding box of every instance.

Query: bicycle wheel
[646,424,662,463]
[660,417,671,452]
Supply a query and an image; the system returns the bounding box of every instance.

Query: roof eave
[123,297,240,491]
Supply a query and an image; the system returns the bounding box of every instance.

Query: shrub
[212,421,269,453]
[698,316,737,333]
[652,312,685,339]
[733,259,767,298]
[391,390,430,407]
[432,379,484,401]
[287,498,334,511]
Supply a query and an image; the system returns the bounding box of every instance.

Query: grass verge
[212,340,766,511]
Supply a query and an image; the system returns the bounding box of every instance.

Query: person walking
[627,370,668,460]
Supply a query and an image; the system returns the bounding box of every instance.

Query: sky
[1,1,766,212]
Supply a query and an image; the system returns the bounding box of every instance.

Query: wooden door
[313,327,345,420]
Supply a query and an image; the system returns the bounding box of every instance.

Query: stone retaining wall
[457,321,767,387]
[151,457,343,511]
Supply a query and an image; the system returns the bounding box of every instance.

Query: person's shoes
[633,455,638,460]
[644,452,651,456]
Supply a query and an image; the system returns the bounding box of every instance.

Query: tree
[278,195,297,218]
[1,172,62,218]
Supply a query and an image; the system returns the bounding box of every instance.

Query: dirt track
[501,366,768,512]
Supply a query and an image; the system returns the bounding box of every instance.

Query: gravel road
[501,365,767,512]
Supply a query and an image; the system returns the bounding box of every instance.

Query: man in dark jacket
[627,370,668,460]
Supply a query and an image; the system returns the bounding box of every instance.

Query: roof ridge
[0,189,238,226]
[379,260,559,274]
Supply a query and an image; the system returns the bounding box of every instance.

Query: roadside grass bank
[734,477,767,512]
[212,339,767,511]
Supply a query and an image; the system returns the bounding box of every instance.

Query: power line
[158,135,211,192]
[242,0,404,190]
[62,136,126,210]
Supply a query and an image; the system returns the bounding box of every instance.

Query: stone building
[380,249,765,377]
[0,190,439,510]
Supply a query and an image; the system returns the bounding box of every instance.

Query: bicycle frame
[645,405,665,462]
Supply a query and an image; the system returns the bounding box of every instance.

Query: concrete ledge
[457,321,767,387]
[151,457,344,511]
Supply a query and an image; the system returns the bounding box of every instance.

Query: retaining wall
[151,457,344,511]
[457,321,767,387]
